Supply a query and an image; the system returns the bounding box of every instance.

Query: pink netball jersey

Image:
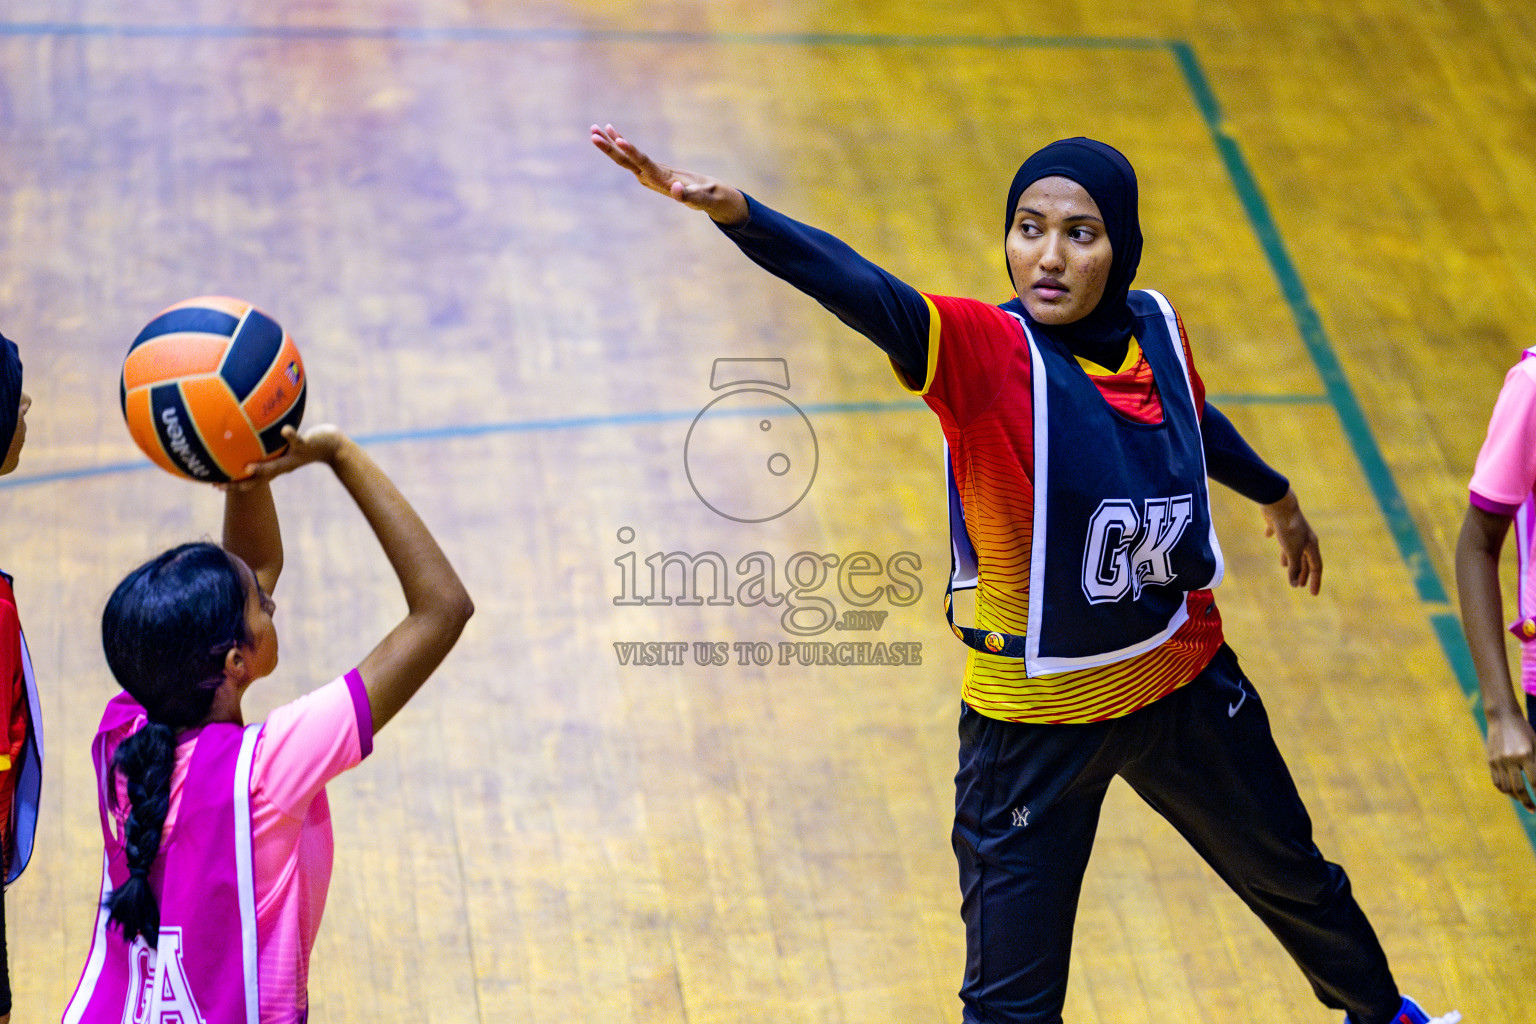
[1469,346,1536,694]
[66,670,373,1024]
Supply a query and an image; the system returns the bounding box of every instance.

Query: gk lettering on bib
[940,290,1224,676]
[1082,494,1195,603]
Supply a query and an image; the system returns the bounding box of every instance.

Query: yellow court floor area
[4,1,1536,1021]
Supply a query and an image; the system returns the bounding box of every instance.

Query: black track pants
[953,645,1400,1024]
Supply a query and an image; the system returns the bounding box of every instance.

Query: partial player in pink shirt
[1457,345,1536,810]
[66,425,474,1024]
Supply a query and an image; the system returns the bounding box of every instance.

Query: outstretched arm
[244,426,474,732]
[1456,503,1536,809]
[591,124,749,225]
[591,124,931,384]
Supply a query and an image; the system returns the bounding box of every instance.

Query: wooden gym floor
[3,1,1534,1020]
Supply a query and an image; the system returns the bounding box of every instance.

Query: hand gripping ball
[120,296,306,482]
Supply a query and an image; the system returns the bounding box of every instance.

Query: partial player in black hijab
[0,330,25,1024]
[0,335,20,467]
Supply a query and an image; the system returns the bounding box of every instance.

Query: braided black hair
[100,542,250,947]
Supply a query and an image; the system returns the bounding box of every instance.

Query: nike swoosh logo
[1228,689,1247,718]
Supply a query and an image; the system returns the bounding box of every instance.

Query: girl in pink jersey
[1457,347,1536,809]
[65,425,473,1024]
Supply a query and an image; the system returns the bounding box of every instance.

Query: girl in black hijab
[593,125,1459,1024]
[1002,136,1143,367]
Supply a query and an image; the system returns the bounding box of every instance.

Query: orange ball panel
[239,334,305,428]
[122,335,228,392]
[177,376,267,478]
[122,386,190,480]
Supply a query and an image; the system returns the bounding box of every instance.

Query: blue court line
[0,22,1176,47]
[1174,43,1447,603]
[0,391,1320,489]
[1169,44,1527,834]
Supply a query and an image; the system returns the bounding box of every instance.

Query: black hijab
[0,334,20,458]
[1004,137,1142,367]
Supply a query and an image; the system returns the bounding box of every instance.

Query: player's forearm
[222,480,283,593]
[1202,403,1289,504]
[697,184,749,225]
[717,195,930,382]
[328,439,471,626]
[1456,507,1522,717]
[327,439,472,731]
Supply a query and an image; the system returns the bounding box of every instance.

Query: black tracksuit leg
[953,646,1401,1024]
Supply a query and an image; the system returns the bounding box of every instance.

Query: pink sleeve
[1470,359,1536,515]
[251,669,374,820]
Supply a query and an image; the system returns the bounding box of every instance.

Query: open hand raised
[590,124,749,226]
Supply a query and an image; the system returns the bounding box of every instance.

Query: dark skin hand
[1456,503,1536,809]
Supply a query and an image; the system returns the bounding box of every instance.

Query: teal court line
[1163,45,1506,823]
[0,392,1318,489]
[0,24,1166,45]
[0,22,1506,832]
